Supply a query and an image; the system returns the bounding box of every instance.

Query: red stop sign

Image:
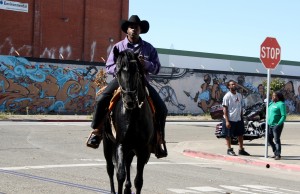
[260,37,281,69]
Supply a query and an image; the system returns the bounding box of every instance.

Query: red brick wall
[0,0,34,56]
[0,0,129,62]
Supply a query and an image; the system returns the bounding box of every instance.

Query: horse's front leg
[103,133,116,194]
[103,146,116,194]
[124,151,135,194]
[116,144,126,194]
[135,150,150,194]
[107,161,116,194]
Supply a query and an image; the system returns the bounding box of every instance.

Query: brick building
[0,0,129,62]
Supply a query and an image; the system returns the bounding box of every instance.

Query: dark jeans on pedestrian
[91,78,168,135]
[268,124,284,156]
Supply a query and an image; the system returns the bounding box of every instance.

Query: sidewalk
[1,115,92,122]
[0,114,200,122]
[1,115,300,172]
[181,139,300,172]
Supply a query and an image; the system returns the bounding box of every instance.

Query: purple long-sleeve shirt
[106,37,161,81]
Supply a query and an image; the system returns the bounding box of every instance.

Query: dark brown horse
[102,48,154,194]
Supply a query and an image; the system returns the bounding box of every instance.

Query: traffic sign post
[260,37,281,158]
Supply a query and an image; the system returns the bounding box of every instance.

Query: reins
[116,53,146,109]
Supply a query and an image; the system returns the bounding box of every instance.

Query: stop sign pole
[260,37,281,158]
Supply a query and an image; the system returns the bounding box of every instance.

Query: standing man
[222,80,250,156]
[86,15,168,158]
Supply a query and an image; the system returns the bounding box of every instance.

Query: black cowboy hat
[121,15,149,34]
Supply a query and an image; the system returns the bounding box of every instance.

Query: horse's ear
[113,46,119,63]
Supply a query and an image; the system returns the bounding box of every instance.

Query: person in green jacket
[268,91,287,160]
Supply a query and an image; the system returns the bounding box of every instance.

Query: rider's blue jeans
[268,124,284,156]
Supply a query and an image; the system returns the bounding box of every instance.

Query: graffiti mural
[177,70,300,115]
[151,67,187,114]
[0,56,101,114]
[0,37,32,56]
[150,67,300,115]
[0,37,98,61]
[1,55,300,115]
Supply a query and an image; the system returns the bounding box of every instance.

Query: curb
[183,149,300,172]
[1,119,217,123]
[3,119,91,122]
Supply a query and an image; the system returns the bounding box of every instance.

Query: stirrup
[155,142,168,159]
[86,130,102,149]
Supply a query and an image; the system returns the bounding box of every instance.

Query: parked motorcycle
[212,93,266,145]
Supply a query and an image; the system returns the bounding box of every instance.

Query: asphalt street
[0,120,299,194]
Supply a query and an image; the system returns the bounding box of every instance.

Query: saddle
[108,87,155,114]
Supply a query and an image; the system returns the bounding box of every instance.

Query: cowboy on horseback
[86,15,168,158]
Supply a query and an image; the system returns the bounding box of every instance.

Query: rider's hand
[138,55,145,67]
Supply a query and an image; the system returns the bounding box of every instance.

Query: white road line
[188,186,225,193]
[220,185,257,194]
[242,185,285,194]
[167,189,200,193]
[168,185,299,194]
[279,188,300,193]
[0,163,104,171]
[0,161,214,171]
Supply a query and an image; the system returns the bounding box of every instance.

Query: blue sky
[129,1,300,62]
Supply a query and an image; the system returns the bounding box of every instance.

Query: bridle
[116,57,145,110]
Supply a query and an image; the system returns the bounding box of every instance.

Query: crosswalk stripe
[168,185,299,194]
[220,185,257,194]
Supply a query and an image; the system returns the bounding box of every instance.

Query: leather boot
[86,121,105,149]
[86,129,102,149]
[155,131,168,158]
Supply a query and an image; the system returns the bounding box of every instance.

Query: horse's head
[115,48,145,110]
